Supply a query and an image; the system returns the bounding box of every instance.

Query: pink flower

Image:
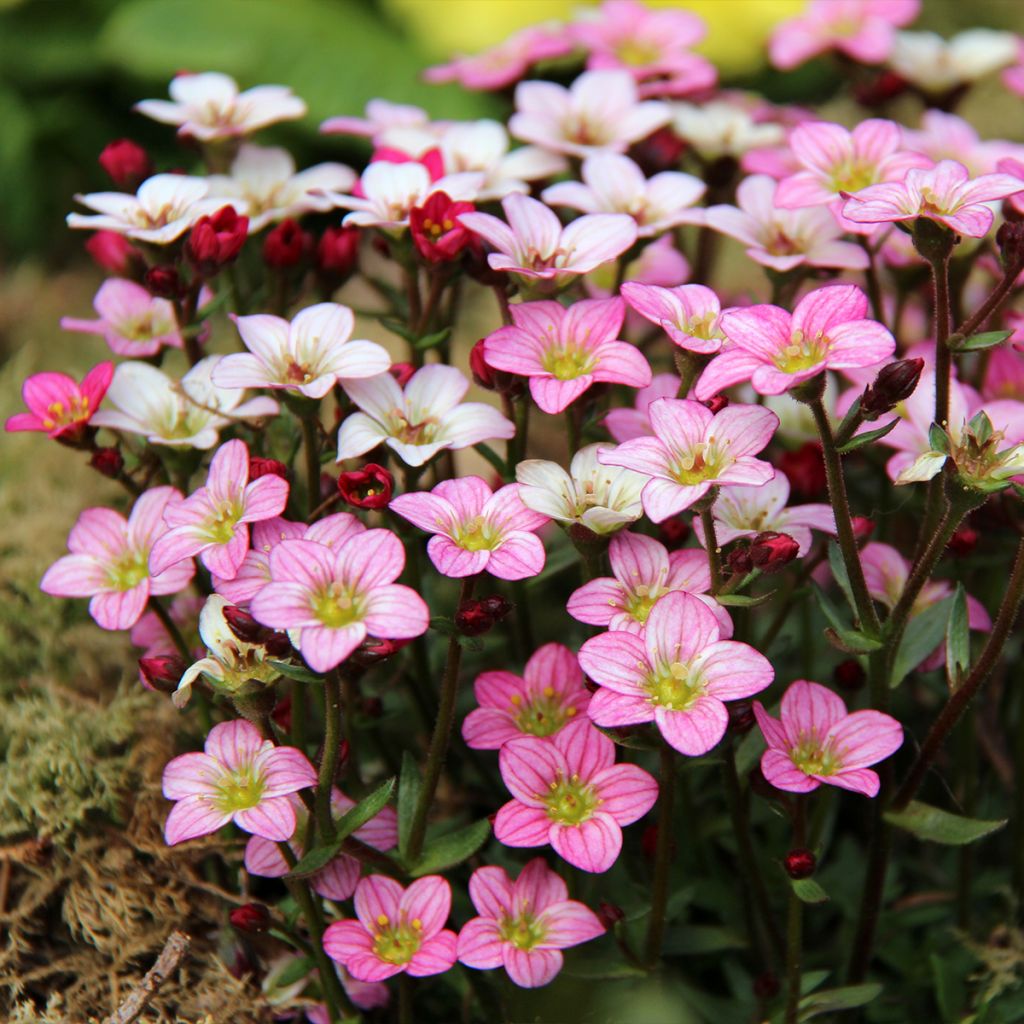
[705,175,868,273]
[390,476,548,581]
[510,70,672,159]
[998,157,1024,217]
[753,680,903,797]
[598,399,778,522]
[458,859,604,988]
[337,364,514,468]
[162,718,316,844]
[321,99,431,141]
[459,193,637,285]
[245,787,397,901]
[842,159,1024,237]
[603,373,679,441]
[249,532,428,673]
[462,643,591,750]
[695,285,895,399]
[323,875,458,981]
[482,297,651,414]
[149,440,289,581]
[494,718,657,873]
[620,283,725,355]
[41,487,193,631]
[60,280,182,357]
[567,531,731,635]
[769,0,919,71]
[5,362,113,440]
[903,110,1024,178]
[579,592,772,756]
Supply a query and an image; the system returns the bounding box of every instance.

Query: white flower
[91,356,279,449]
[135,72,306,141]
[515,443,646,534]
[889,29,1018,94]
[671,101,784,161]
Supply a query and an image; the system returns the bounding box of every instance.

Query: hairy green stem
[302,415,322,519]
[784,798,807,1024]
[315,671,344,842]
[644,744,676,967]
[699,504,723,595]
[146,596,191,660]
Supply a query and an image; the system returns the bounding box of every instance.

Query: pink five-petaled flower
[249,532,428,673]
[458,192,637,286]
[482,297,651,415]
[149,440,289,581]
[323,875,458,981]
[60,279,182,358]
[598,399,778,523]
[753,680,903,797]
[603,373,679,441]
[389,476,548,581]
[462,642,591,750]
[41,486,193,631]
[620,283,726,355]
[842,159,1024,237]
[5,362,113,440]
[458,859,605,988]
[162,718,316,845]
[212,303,390,400]
[579,591,773,756]
[694,285,895,400]
[494,717,657,873]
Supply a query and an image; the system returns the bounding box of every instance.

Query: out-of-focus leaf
[410,818,490,876]
[836,418,898,454]
[890,593,955,687]
[945,584,970,690]
[791,877,829,904]
[397,750,420,860]
[268,660,322,683]
[797,983,882,1019]
[884,801,1007,845]
[824,626,883,655]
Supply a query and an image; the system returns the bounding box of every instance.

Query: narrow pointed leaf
[397,750,420,860]
[268,660,324,684]
[791,877,829,904]
[949,329,1012,352]
[836,418,899,454]
[945,584,970,691]
[884,800,1007,845]
[890,593,955,687]
[410,818,491,876]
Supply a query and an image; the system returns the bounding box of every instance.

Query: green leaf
[274,954,315,988]
[413,326,453,351]
[968,410,994,443]
[662,925,747,955]
[285,839,345,879]
[833,397,863,448]
[884,800,1007,845]
[334,777,396,842]
[836,418,899,454]
[791,877,829,904]
[945,584,970,690]
[717,590,777,608]
[928,422,951,455]
[950,329,1012,352]
[473,442,508,479]
[798,983,883,1019]
[378,317,417,343]
[411,818,491,876]
[827,542,856,617]
[397,751,420,860]
[812,582,848,634]
[267,660,323,684]
[824,626,883,655]
[890,593,955,687]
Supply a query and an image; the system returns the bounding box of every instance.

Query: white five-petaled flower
[671,101,785,161]
[888,29,1019,95]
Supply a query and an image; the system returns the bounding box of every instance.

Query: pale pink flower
[321,99,431,141]
[249,532,429,673]
[60,279,181,357]
[41,486,193,631]
[770,0,919,70]
[459,192,638,285]
[131,593,202,661]
[998,157,1024,217]
[213,303,390,400]
[1003,39,1024,97]
[579,592,772,756]
[337,364,514,468]
[842,159,1024,237]
[162,719,316,845]
[753,680,903,797]
[888,29,1018,95]
[462,643,591,750]
[323,875,458,981]
[510,70,672,159]
[494,718,657,873]
[567,532,731,636]
[620,283,725,355]
[904,111,1024,178]
[390,476,548,581]
[149,439,289,581]
[598,399,778,522]
[245,787,398,901]
[5,362,113,439]
[705,175,868,273]
[483,297,651,415]
[458,859,604,988]
[603,373,679,442]
[695,285,895,400]
[136,72,306,141]
[983,346,1024,401]
[542,152,705,238]
[671,101,784,162]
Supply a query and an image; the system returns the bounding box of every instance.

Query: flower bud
[186,205,249,276]
[337,463,394,510]
[389,363,415,388]
[701,393,729,414]
[784,848,816,880]
[85,230,140,275]
[779,442,826,498]
[749,531,800,573]
[316,226,360,280]
[833,659,866,692]
[596,901,625,930]
[658,516,690,549]
[249,457,288,481]
[98,139,153,190]
[727,542,753,576]
[454,600,494,636]
[230,902,271,934]
[479,594,513,624]
[629,126,686,176]
[997,220,1024,267]
[469,339,496,390]
[727,699,756,734]
[350,636,410,668]
[948,524,979,556]
[271,695,292,732]
[223,605,272,644]
[851,516,874,544]
[409,191,476,263]
[263,219,309,269]
[89,446,124,479]
[138,654,187,693]
[144,265,182,299]
[860,358,924,419]
[852,70,908,108]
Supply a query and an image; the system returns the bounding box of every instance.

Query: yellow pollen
[510,694,522,705]
[377,914,389,926]
[543,686,554,698]
[567,707,578,717]
[412,918,423,930]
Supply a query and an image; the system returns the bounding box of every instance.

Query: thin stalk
[644,744,676,967]
[302,415,322,519]
[343,669,361,786]
[921,254,953,542]
[860,238,887,328]
[784,798,807,1024]
[315,671,344,842]
[416,270,447,337]
[565,407,581,459]
[146,596,190,660]
[955,706,977,931]
[674,350,708,399]
[290,680,307,754]
[511,579,535,655]
[954,255,1024,340]
[699,505,722,595]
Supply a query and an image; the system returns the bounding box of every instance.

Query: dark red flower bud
[784,848,816,880]
[851,516,874,544]
[778,442,826,498]
[749,531,800,573]
[187,205,248,276]
[337,463,394,509]
[144,265,182,299]
[470,339,497,390]
[409,191,476,263]
[727,542,753,576]
[89,446,124,479]
[596,901,625,930]
[701,393,729,414]
[138,654,187,693]
[727,699,756,734]
[658,515,690,549]
[833,659,866,692]
[861,358,924,418]
[997,220,1024,267]
[316,226,360,279]
[271,695,292,731]
[249,457,288,480]
[852,70,909,107]
[85,230,140,275]
[948,525,979,556]
[361,696,384,719]
[223,605,271,644]
[454,600,494,636]
[99,139,153,190]
[263,218,310,269]
[629,125,686,175]
[230,902,271,934]
[479,594,513,624]
[350,636,411,667]
[753,972,781,1000]
[389,363,415,388]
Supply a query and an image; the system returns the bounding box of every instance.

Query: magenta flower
[494,718,657,873]
[603,373,679,441]
[842,160,1024,237]
[161,718,316,845]
[61,279,182,357]
[567,531,731,636]
[598,399,778,522]
[458,193,638,285]
[249,532,429,673]
[390,476,548,581]
[753,680,903,797]
[482,297,651,414]
[462,642,591,750]
[41,487,193,631]
[620,283,726,355]
[149,439,289,581]
[5,362,113,440]
[579,592,773,756]
[245,787,398,901]
[323,875,458,981]
[457,859,604,988]
[694,285,895,400]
